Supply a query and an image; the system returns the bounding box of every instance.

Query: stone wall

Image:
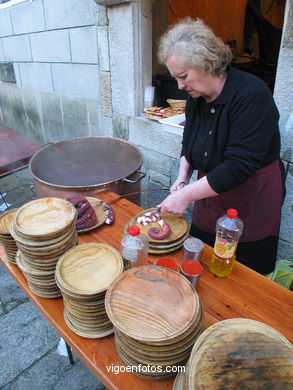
[274,0,293,260]
[0,0,109,143]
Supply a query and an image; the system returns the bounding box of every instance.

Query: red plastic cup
[155,257,177,271]
[180,259,203,289]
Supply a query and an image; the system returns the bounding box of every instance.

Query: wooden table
[0,125,40,177]
[1,192,292,390]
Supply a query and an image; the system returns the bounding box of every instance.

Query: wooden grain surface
[105,265,200,343]
[1,191,293,390]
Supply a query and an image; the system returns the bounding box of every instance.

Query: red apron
[192,160,283,242]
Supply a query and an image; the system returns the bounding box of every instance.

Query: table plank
[1,192,292,390]
[0,126,40,175]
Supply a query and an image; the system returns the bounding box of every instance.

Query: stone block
[19,62,53,92]
[102,115,113,137]
[44,0,96,30]
[87,99,103,135]
[30,30,71,63]
[129,117,182,157]
[140,146,171,177]
[0,39,4,61]
[108,4,137,116]
[10,0,45,34]
[100,71,111,116]
[97,26,110,71]
[70,26,98,64]
[113,113,128,140]
[51,63,99,100]
[274,48,293,161]
[21,88,46,144]
[0,84,15,130]
[61,95,90,138]
[0,9,13,37]
[148,169,170,188]
[2,35,32,61]
[13,63,21,85]
[0,302,60,387]
[96,4,108,26]
[6,85,27,137]
[40,91,64,143]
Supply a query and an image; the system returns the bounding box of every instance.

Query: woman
[156,18,285,275]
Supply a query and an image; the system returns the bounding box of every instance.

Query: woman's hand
[157,187,190,215]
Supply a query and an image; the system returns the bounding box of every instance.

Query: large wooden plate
[0,208,18,234]
[14,197,76,238]
[105,265,200,344]
[125,208,189,244]
[187,318,293,389]
[77,197,110,233]
[56,242,123,296]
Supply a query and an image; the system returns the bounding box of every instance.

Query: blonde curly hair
[158,18,232,76]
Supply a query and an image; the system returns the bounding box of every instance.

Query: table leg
[65,342,74,365]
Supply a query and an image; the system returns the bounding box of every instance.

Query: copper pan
[29,137,145,205]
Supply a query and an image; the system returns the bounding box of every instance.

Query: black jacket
[181,66,281,194]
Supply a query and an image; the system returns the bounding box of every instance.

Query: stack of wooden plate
[125,208,190,254]
[11,197,77,298]
[55,242,123,338]
[105,265,203,380]
[0,208,19,264]
[173,318,293,389]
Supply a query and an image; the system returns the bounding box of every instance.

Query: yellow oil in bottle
[209,252,236,277]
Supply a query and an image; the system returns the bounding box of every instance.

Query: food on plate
[148,220,171,240]
[102,203,115,225]
[144,106,185,120]
[67,196,98,230]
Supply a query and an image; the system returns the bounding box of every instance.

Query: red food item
[155,257,177,271]
[181,259,203,275]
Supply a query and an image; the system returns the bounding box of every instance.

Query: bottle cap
[128,225,140,236]
[227,209,238,218]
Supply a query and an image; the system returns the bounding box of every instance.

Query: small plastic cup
[155,257,177,271]
[182,237,204,262]
[180,259,203,289]
[144,86,155,108]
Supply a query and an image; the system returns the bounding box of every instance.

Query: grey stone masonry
[70,26,98,64]
[51,63,100,100]
[18,62,53,92]
[2,34,32,61]
[43,0,96,30]
[10,0,46,34]
[30,30,71,63]
[0,8,13,36]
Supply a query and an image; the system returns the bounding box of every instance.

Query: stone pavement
[0,168,106,390]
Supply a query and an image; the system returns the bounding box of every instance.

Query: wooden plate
[105,265,200,344]
[56,242,123,296]
[14,197,76,238]
[64,309,114,339]
[125,208,189,244]
[187,318,293,389]
[0,208,18,234]
[77,197,110,233]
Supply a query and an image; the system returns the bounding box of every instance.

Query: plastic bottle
[120,225,149,270]
[209,209,244,277]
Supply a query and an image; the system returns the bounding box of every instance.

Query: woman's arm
[170,156,194,192]
[157,175,218,215]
